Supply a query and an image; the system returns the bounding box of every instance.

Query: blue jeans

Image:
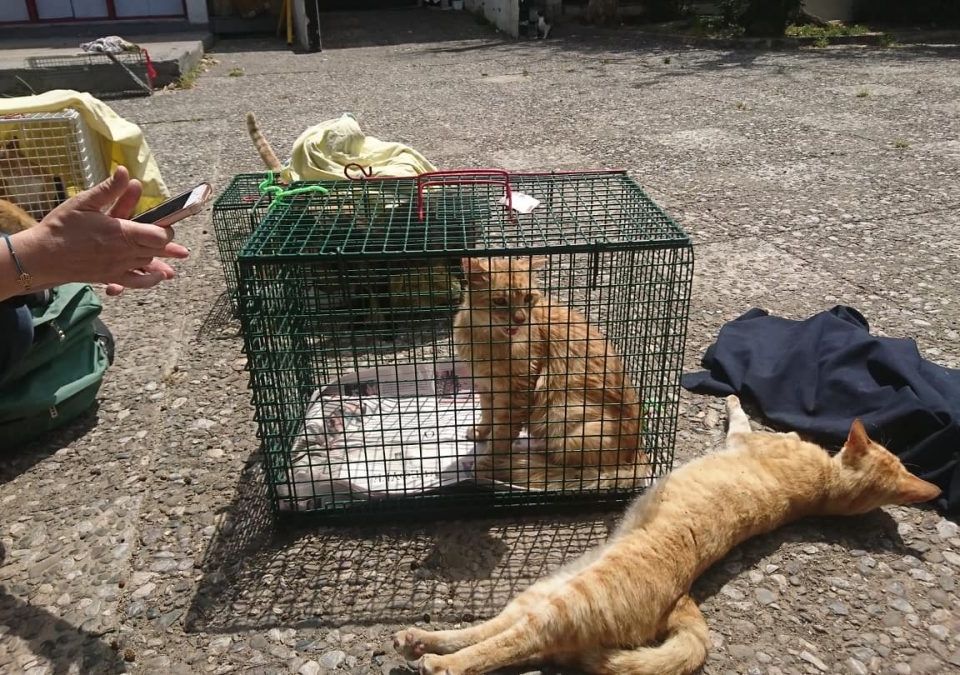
[0,298,34,385]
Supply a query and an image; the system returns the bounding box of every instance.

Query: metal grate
[0,109,107,220]
[24,53,153,99]
[236,170,694,520]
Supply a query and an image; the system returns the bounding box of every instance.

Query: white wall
[464,0,519,37]
[185,0,209,24]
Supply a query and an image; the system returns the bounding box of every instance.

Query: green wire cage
[235,170,694,519]
[211,172,277,303]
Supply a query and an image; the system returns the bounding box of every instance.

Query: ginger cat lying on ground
[395,395,940,675]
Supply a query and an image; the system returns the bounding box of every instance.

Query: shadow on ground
[0,542,127,675]
[187,442,912,638]
[0,407,99,488]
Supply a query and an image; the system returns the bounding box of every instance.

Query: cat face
[834,419,941,513]
[462,257,545,338]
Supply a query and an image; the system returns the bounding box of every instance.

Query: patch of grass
[691,15,744,38]
[600,57,612,65]
[856,89,870,98]
[174,64,201,89]
[893,138,910,150]
[169,54,219,90]
[879,33,897,47]
[734,101,747,111]
[786,22,871,38]
[813,36,830,48]
[228,67,244,77]
[522,69,530,77]
[663,56,672,64]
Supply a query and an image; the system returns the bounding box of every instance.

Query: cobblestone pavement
[1,9,959,675]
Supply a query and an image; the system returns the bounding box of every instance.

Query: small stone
[728,644,755,660]
[936,520,959,539]
[299,661,321,675]
[909,653,943,674]
[131,582,156,600]
[949,649,960,667]
[929,624,950,641]
[846,658,869,675]
[889,598,914,613]
[755,588,777,605]
[721,586,745,601]
[209,636,232,655]
[799,650,829,671]
[830,602,850,616]
[320,650,346,670]
[942,551,960,567]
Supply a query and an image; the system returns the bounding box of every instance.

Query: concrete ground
[2,7,960,675]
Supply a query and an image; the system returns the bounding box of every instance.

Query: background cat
[0,137,63,220]
[395,395,940,675]
[453,256,648,491]
[0,198,37,235]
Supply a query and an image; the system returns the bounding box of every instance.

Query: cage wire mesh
[0,109,107,220]
[212,173,279,304]
[24,53,153,99]
[236,170,693,519]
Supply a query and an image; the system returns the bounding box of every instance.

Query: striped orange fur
[245,111,282,172]
[395,395,941,675]
[452,256,649,490]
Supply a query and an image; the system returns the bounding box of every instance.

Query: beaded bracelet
[0,232,32,292]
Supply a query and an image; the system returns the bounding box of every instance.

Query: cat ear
[895,473,941,504]
[841,419,871,464]
[461,257,489,288]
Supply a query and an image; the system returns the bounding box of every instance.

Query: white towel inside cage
[277,361,516,510]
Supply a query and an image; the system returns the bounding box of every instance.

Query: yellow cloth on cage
[283,113,436,183]
[0,89,169,213]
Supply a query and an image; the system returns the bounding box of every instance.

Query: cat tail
[245,112,283,172]
[579,595,710,675]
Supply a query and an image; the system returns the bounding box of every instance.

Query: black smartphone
[132,182,212,227]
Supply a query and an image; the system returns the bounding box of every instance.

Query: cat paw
[466,425,491,441]
[725,394,742,411]
[394,628,430,660]
[420,654,459,675]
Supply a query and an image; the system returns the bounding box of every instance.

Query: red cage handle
[415,169,514,221]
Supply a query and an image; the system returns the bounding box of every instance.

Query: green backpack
[0,284,113,450]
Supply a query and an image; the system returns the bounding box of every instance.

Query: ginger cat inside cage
[0,198,36,235]
[0,137,63,221]
[453,256,649,490]
[395,395,941,675]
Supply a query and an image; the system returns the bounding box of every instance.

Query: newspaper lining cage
[236,170,694,518]
[0,109,107,220]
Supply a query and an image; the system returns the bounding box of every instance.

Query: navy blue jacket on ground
[682,306,960,516]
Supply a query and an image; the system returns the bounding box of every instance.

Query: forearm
[0,230,48,303]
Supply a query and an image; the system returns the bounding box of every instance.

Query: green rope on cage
[258,170,329,208]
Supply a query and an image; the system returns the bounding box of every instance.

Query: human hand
[14,166,190,296]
